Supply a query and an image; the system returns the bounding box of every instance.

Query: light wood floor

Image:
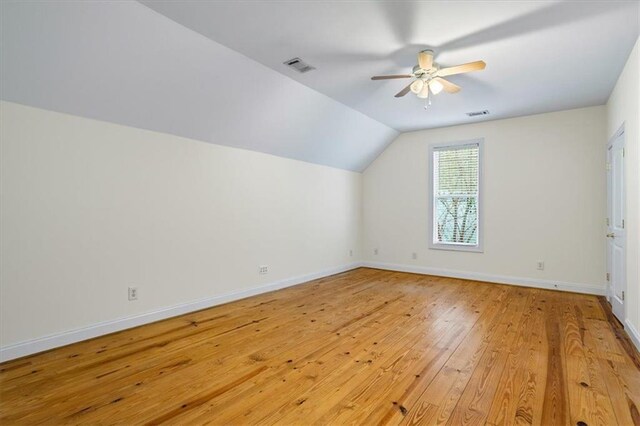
[1,268,639,425]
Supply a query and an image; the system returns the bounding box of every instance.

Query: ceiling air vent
[283,57,315,73]
[466,110,490,117]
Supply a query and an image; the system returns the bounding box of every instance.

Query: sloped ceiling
[0,1,398,172]
[142,0,639,133]
[3,1,638,171]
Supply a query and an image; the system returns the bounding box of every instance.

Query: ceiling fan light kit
[410,79,424,94]
[371,49,486,108]
[429,79,444,95]
[417,82,430,99]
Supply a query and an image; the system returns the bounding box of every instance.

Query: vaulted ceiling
[2,1,638,171]
[142,0,639,132]
[0,1,397,172]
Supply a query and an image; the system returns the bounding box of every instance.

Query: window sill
[429,244,484,253]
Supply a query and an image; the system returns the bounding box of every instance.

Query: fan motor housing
[413,64,438,76]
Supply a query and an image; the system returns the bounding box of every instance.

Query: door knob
[606,233,615,238]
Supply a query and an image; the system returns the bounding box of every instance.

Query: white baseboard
[362,261,606,296]
[0,262,609,362]
[0,262,362,363]
[625,319,640,352]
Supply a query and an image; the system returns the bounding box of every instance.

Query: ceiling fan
[371,50,486,99]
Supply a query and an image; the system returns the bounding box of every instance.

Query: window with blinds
[430,141,482,250]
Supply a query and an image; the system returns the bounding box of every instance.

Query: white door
[607,128,626,322]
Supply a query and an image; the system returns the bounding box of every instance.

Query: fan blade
[436,60,486,77]
[371,74,412,80]
[433,77,461,93]
[418,50,433,69]
[394,82,414,98]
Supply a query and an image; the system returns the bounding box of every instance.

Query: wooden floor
[1,268,639,425]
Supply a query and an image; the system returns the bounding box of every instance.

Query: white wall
[363,106,607,293]
[3,73,633,358]
[606,37,640,346]
[0,101,361,353]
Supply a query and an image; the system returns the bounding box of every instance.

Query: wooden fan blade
[418,50,433,69]
[433,77,461,93]
[394,82,414,98]
[371,74,412,80]
[436,60,486,77]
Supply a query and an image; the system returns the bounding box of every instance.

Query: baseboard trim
[625,319,640,352]
[0,262,362,363]
[362,261,606,296]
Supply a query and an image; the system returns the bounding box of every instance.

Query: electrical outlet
[128,287,138,301]
[349,249,353,257]
[374,248,378,255]
[412,252,417,260]
[259,265,268,275]
[536,261,544,271]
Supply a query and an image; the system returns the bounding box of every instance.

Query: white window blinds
[432,143,479,246]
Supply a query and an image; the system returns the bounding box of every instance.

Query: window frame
[428,138,484,253]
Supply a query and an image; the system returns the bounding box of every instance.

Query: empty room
[1,0,639,424]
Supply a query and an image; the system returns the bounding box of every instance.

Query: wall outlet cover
[128,287,138,301]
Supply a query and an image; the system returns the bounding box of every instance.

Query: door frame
[606,122,626,322]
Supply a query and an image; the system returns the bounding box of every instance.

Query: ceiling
[143,0,639,132]
[2,1,638,172]
[0,1,397,172]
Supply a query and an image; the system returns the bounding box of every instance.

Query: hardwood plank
[1,268,639,425]
[289,283,494,425]
[599,358,640,425]
[598,296,640,369]
[561,298,618,426]
[540,296,571,425]
[391,286,519,425]
[485,290,544,425]
[443,288,534,425]
[179,275,462,425]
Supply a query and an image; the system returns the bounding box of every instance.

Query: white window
[429,140,483,252]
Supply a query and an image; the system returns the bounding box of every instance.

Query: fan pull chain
[424,90,431,110]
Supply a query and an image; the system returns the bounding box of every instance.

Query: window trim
[428,138,484,253]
